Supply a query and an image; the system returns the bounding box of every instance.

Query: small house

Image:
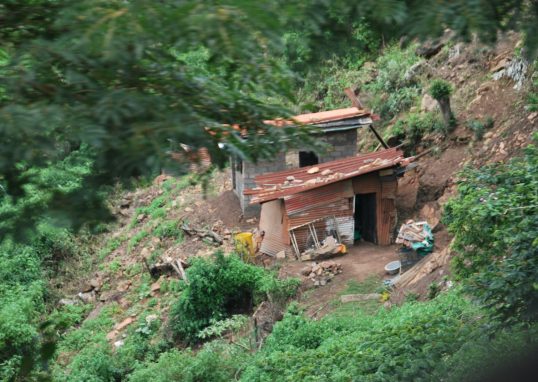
[244,148,410,257]
[231,107,374,217]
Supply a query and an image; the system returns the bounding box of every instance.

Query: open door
[354,193,377,243]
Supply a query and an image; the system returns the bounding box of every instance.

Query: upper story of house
[232,106,374,216]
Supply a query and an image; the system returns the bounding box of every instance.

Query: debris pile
[395,220,434,256]
[300,236,346,261]
[301,261,343,286]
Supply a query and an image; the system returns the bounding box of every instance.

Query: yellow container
[234,232,255,262]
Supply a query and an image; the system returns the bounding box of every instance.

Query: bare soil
[278,242,399,317]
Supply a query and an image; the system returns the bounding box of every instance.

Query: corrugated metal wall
[274,172,399,253]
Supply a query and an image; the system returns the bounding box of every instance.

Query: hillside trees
[2,0,538,236]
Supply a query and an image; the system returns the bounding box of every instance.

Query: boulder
[420,93,438,112]
[416,40,445,59]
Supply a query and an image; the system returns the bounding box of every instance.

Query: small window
[299,151,319,167]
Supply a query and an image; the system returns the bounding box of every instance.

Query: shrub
[467,117,494,140]
[390,112,444,146]
[169,252,299,343]
[429,79,453,100]
[241,290,483,381]
[129,341,247,382]
[153,220,183,240]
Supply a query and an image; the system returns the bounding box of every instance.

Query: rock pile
[301,261,343,286]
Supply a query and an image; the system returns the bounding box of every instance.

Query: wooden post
[344,88,364,109]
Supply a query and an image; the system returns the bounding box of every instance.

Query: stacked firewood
[301,261,343,286]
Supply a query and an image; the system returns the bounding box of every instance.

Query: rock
[90,278,102,290]
[320,169,332,176]
[420,93,438,112]
[528,112,538,123]
[117,280,132,292]
[145,314,158,324]
[403,60,431,83]
[77,291,96,304]
[468,95,482,108]
[476,82,493,95]
[483,131,494,139]
[150,282,161,293]
[286,175,295,181]
[184,207,193,213]
[114,340,125,348]
[59,298,78,306]
[300,266,312,276]
[275,250,286,259]
[490,58,510,73]
[115,317,135,331]
[419,202,441,230]
[416,40,445,59]
[140,247,150,258]
[307,167,320,174]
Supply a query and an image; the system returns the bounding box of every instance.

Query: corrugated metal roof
[245,148,406,204]
[265,107,370,127]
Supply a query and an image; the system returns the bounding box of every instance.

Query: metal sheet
[288,199,353,230]
[284,180,353,215]
[325,216,354,245]
[245,148,406,204]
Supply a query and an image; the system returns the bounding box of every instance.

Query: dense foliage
[170,252,299,343]
[444,136,538,324]
[241,291,483,381]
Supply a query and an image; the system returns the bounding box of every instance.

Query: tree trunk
[437,97,455,131]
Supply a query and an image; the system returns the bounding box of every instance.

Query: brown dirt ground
[277,242,399,317]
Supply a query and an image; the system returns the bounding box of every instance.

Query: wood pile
[395,220,430,246]
[301,261,342,286]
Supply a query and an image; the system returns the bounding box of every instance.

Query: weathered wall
[233,152,287,217]
[319,129,358,162]
[234,129,358,217]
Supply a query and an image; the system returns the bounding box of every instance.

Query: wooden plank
[340,293,381,303]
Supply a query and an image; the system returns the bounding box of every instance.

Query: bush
[390,112,444,146]
[429,79,453,100]
[444,135,538,323]
[169,252,299,343]
[467,117,494,140]
[241,290,483,381]
[364,44,421,119]
[129,341,248,382]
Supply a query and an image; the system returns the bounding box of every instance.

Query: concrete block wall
[319,129,358,163]
[235,152,287,217]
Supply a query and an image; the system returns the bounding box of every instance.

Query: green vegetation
[468,117,495,140]
[390,112,444,148]
[3,1,538,380]
[170,252,300,343]
[444,134,538,324]
[429,79,456,129]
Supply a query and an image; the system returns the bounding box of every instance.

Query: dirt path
[279,242,399,317]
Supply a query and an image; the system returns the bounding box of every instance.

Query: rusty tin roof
[265,107,370,127]
[245,147,407,204]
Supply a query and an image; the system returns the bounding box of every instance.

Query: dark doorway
[299,151,319,167]
[354,193,377,243]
